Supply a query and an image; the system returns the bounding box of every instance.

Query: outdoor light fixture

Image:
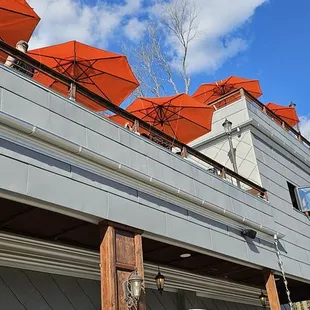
[222,118,233,135]
[259,291,267,308]
[241,228,257,239]
[124,269,144,309]
[155,267,165,295]
[180,253,191,258]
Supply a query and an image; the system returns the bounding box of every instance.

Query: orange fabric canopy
[193,76,263,105]
[0,0,40,56]
[266,102,299,127]
[110,94,214,144]
[29,41,139,111]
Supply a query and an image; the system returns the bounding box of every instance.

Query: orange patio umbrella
[29,41,139,111]
[266,102,299,127]
[110,94,214,144]
[193,76,263,105]
[0,0,40,57]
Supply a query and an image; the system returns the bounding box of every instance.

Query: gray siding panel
[1,65,310,281]
[23,270,75,310]
[0,265,272,310]
[249,104,310,281]
[0,67,275,235]
[0,267,51,310]
[51,274,97,310]
[0,266,99,310]
[146,289,178,310]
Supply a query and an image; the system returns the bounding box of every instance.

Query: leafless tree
[125,0,199,97]
[162,0,199,94]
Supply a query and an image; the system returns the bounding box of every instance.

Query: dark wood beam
[51,222,88,239]
[0,207,35,228]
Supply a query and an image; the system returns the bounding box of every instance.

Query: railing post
[263,191,268,201]
[263,106,267,114]
[132,119,140,133]
[220,168,226,179]
[181,146,188,158]
[68,82,76,101]
[239,88,245,99]
[289,101,301,133]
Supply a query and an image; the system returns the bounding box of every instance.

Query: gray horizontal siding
[0,266,100,310]
[0,66,275,232]
[0,138,281,272]
[248,102,310,280]
[0,66,284,272]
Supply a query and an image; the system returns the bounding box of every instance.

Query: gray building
[0,56,309,310]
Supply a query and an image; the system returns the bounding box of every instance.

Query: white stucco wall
[189,98,262,187]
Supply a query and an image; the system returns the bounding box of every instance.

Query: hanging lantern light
[155,267,165,295]
[259,291,267,308]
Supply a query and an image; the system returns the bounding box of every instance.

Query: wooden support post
[264,271,281,310]
[100,222,146,310]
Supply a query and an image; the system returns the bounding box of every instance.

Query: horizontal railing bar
[242,91,310,148]
[206,86,310,149]
[0,40,266,195]
[206,89,242,109]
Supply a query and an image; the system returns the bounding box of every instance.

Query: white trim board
[0,231,263,306]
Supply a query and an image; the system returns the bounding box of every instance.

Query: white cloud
[27,0,266,74]
[300,116,310,140]
[27,0,143,49]
[124,18,147,41]
[149,0,266,73]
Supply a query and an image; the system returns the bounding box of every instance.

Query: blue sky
[28,0,310,135]
[199,0,309,117]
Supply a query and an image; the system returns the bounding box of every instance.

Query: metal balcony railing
[0,40,268,199]
[205,87,310,150]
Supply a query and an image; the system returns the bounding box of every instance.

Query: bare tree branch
[163,0,199,94]
[123,0,199,97]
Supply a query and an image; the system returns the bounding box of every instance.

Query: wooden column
[100,221,146,310]
[264,271,281,310]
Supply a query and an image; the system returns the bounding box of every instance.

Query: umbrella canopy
[29,41,139,111]
[266,102,299,127]
[0,0,40,56]
[193,76,263,105]
[110,94,214,144]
